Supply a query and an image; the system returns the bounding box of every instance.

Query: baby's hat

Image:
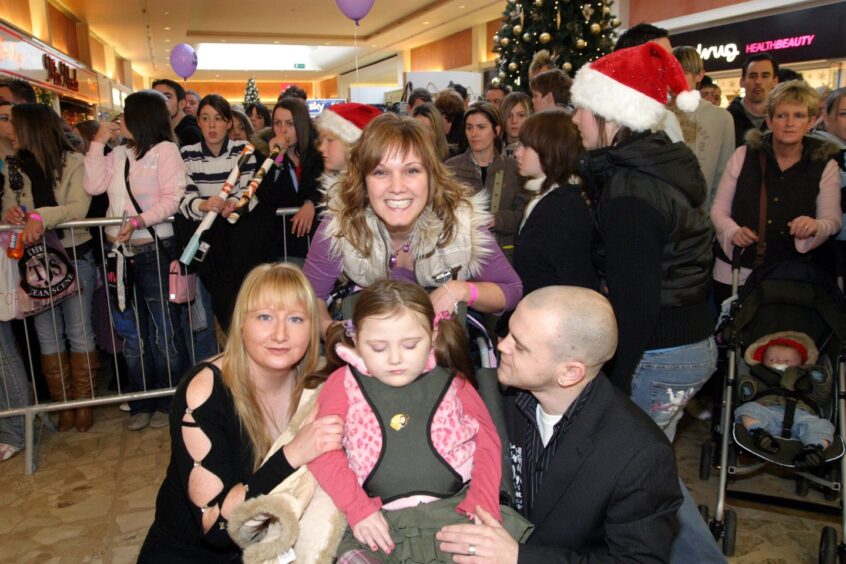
[745,330,819,366]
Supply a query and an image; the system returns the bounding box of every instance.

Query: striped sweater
[179,138,258,221]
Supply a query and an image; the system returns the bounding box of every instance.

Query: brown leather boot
[70,351,99,432]
[42,353,74,431]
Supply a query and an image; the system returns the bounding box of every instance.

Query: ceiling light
[164,26,171,31]
[164,39,170,42]
[274,40,280,44]
[215,74,220,78]
[459,4,465,8]
[422,21,430,25]
[164,11,169,15]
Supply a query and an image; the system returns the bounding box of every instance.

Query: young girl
[513,109,598,295]
[2,103,95,432]
[255,97,324,261]
[84,90,187,431]
[499,92,533,158]
[309,280,530,562]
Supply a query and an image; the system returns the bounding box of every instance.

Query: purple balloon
[335,0,375,24]
[170,43,197,80]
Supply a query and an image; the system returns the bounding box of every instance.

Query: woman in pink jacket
[84,90,188,431]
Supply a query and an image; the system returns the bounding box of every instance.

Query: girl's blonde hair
[221,263,323,469]
[322,280,475,383]
[330,113,473,255]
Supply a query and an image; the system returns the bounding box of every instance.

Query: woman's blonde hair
[330,112,473,255]
[221,263,323,470]
[766,80,820,120]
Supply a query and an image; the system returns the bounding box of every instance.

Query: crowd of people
[0,18,845,563]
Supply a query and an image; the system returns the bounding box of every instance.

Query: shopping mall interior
[1,0,845,562]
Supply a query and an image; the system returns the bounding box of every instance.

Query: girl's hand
[789,216,818,239]
[199,195,225,214]
[731,226,758,248]
[3,205,26,225]
[283,409,343,468]
[116,215,144,243]
[93,121,119,145]
[21,216,44,245]
[291,200,315,237]
[268,136,287,156]
[352,511,394,555]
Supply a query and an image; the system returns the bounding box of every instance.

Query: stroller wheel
[819,526,837,564]
[722,509,737,557]
[797,476,811,497]
[697,504,709,523]
[699,442,713,480]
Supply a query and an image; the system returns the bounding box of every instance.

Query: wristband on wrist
[129,217,142,229]
[467,282,479,307]
[27,211,43,222]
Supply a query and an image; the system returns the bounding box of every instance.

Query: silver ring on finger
[468,544,477,556]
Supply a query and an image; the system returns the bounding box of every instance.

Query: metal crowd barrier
[0,208,303,475]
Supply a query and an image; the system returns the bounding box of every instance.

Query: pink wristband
[129,217,142,229]
[467,282,478,306]
[27,211,43,222]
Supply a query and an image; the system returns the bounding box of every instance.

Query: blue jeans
[112,240,186,415]
[0,321,28,448]
[33,250,97,354]
[630,337,717,442]
[736,402,835,446]
[630,338,724,563]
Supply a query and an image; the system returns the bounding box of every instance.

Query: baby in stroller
[736,331,834,468]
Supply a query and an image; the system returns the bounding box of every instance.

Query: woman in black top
[253,98,323,261]
[513,109,598,295]
[139,263,343,562]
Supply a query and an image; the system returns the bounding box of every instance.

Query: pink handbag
[168,260,196,304]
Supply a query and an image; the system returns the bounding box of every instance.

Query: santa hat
[744,331,819,367]
[316,103,382,145]
[570,41,700,132]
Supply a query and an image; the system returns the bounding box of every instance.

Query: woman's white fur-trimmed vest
[321,181,495,288]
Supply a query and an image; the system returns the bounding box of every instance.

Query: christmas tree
[244,77,260,106]
[492,0,621,91]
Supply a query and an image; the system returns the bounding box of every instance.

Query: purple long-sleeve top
[303,218,523,311]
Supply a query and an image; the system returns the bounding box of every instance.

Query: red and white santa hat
[571,41,700,132]
[316,103,382,145]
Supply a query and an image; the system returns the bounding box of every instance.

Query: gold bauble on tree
[612,18,621,26]
[522,32,532,42]
[513,24,522,35]
[603,5,611,15]
[576,38,587,49]
[493,34,501,45]
[508,62,519,72]
[501,36,510,46]
[534,0,543,6]
[539,32,551,44]
[563,62,573,72]
[499,71,507,79]
[590,23,601,34]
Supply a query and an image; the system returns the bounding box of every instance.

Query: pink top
[309,365,502,527]
[83,141,186,241]
[710,145,841,284]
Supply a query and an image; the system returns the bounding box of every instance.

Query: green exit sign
[294,63,305,69]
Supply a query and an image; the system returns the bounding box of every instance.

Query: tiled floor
[0,405,841,563]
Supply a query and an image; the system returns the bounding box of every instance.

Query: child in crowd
[315,102,382,175]
[309,280,530,562]
[737,331,834,468]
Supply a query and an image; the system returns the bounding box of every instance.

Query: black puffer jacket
[581,131,714,392]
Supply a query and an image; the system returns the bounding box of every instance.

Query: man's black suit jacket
[504,374,683,563]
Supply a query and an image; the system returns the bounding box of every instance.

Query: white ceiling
[53,0,504,82]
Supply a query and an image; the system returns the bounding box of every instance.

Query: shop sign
[672,3,846,72]
[0,22,98,102]
[307,98,346,117]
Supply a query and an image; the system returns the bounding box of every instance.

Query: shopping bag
[16,231,78,318]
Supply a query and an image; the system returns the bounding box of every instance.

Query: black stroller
[700,258,846,561]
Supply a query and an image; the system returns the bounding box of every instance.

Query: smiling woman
[138,263,343,563]
[303,112,523,336]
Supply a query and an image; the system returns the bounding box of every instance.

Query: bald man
[438,286,682,563]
